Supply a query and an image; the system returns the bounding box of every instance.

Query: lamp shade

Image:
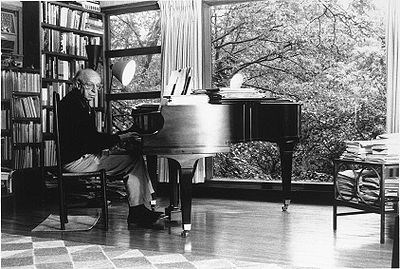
[112,60,136,86]
[85,44,102,70]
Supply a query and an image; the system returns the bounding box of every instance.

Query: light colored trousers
[63,152,154,207]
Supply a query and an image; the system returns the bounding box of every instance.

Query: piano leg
[180,167,194,237]
[161,155,211,236]
[166,160,181,222]
[146,155,158,210]
[278,141,296,211]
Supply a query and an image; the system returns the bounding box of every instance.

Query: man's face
[78,74,102,101]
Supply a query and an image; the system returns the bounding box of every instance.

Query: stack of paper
[341,134,400,164]
[336,170,357,200]
[218,88,271,99]
[341,140,385,161]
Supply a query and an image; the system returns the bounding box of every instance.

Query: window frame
[102,1,162,134]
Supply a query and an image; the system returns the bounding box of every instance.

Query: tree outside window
[107,8,161,133]
[210,0,386,182]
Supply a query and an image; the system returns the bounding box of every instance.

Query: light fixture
[111,60,136,86]
[85,44,102,70]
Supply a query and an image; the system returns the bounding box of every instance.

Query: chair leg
[100,171,108,231]
[58,176,66,230]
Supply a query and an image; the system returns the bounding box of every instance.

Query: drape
[159,0,203,92]
[386,0,400,133]
[158,0,206,183]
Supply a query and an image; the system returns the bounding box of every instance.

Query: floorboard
[1,197,396,268]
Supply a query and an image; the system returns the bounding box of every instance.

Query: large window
[104,3,161,134]
[103,0,387,183]
[208,0,387,182]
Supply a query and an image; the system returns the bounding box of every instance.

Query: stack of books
[341,134,400,164]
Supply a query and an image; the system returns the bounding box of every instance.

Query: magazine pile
[340,133,400,164]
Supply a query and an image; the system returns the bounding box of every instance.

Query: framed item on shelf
[1,4,23,67]
[1,11,16,34]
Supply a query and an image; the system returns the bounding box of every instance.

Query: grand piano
[129,96,301,236]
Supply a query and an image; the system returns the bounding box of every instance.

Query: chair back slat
[53,92,62,177]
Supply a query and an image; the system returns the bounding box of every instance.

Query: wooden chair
[53,92,108,231]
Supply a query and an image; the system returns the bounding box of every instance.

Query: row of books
[340,133,400,164]
[42,109,53,134]
[1,70,41,97]
[41,108,102,134]
[13,146,40,169]
[12,123,41,143]
[41,83,99,107]
[44,140,57,166]
[13,97,41,118]
[77,1,101,12]
[1,137,12,161]
[94,111,103,132]
[42,83,69,106]
[1,109,10,129]
[43,29,101,57]
[41,2,103,34]
[41,55,85,80]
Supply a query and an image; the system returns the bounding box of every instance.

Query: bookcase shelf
[47,1,103,16]
[41,23,103,38]
[42,78,73,84]
[1,67,41,73]
[12,92,41,97]
[22,1,105,168]
[13,142,42,147]
[1,68,42,169]
[42,51,88,61]
[12,118,41,123]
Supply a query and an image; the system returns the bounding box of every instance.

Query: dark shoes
[127,204,166,230]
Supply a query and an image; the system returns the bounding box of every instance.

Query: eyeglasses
[79,81,103,91]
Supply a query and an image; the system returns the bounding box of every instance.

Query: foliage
[108,0,386,182]
[109,11,161,133]
[211,0,386,181]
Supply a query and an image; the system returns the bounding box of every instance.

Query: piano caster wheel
[181,230,190,238]
[282,199,290,211]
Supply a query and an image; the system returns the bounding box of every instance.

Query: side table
[333,159,399,243]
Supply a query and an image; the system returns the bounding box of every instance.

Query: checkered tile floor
[1,233,278,269]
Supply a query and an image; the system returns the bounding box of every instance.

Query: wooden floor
[1,197,396,268]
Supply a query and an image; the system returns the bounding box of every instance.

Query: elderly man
[59,68,163,229]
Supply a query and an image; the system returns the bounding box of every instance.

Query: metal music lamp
[111,60,136,86]
[86,44,102,70]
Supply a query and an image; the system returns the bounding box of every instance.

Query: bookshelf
[1,68,42,169]
[22,1,105,167]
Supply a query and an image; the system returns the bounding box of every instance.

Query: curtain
[159,0,203,92]
[158,0,206,183]
[386,0,400,133]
